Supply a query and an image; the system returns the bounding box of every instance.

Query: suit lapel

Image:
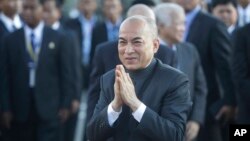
[37,27,49,67]
[0,20,9,33]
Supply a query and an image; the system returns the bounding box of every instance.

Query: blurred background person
[155,3,207,141]
[90,0,123,62]
[237,0,250,27]
[232,20,250,125]
[65,0,98,90]
[212,0,238,35]
[42,0,82,141]
[0,0,22,140]
[175,0,237,140]
[0,0,74,140]
[0,0,23,46]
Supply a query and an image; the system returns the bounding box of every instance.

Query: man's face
[175,0,199,12]
[43,0,60,26]
[1,0,19,17]
[212,3,237,27]
[118,20,159,70]
[22,0,43,27]
[78,0,97,16]
[161,13,185,44]
[103,0,122,21]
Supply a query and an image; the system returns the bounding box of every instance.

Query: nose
[125,44,135,54]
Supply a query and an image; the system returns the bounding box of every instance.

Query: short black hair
[41,0,63,8]
[130,0,156,7]
[211,0,237,9]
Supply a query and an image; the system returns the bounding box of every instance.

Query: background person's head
[22,0,43,28]
[0,0,19,19]
[126,4,155,20]
[77,0,97,19]
[175,0,200,13]
[102,0,123,23]
[154,3,186,45]
[118,16,159,71]
[43,0,61,26]
[212,0,238,27]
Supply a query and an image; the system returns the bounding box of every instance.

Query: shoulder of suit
[154,59,188,81]
[237,23,250,35]
[96,40,118,52]
[198,11,224,26]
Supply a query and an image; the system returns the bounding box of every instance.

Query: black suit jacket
[176,43,207,124]
[232,24,250,123]
[65,18,100,88]
[186,11,236,119]
[90,22,108,63]
[86,40,177,122]
[0,26,73,122]
[57,24,82,101]
[87,59,192,141]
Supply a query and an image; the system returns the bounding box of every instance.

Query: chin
[124,64,139,71]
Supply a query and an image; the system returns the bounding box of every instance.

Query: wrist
[130,100,142,112]
[111,100,122,112]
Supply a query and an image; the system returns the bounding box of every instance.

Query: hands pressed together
[111,65,142,112]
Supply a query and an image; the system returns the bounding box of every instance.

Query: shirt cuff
[107,103,122,126]
[132,103,146,122]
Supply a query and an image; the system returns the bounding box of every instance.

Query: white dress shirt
[24,22,44,87]
[0,13,22,32]
[237,4,250,27]
[107,102,146,126]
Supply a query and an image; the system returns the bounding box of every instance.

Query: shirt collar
[0,13,22,32]
[24,22,44,46]
[51,21,60,30]
[78,14,97,24]
[105,17,122,30]
[228,25,235,34]
[186,5,201,25]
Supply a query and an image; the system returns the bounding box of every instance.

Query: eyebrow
[118,37,143,41]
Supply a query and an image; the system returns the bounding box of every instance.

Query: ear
[153,38,160,53]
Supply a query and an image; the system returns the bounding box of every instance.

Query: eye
[118,40,127,46]
[133,41,143,46]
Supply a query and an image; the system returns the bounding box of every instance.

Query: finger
[119,65,128,82]
[126,73,133,84]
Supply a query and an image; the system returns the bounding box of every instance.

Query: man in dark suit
[91,0,123,63]
[232,24,250,124]
[87,15,192,141]
[155,3,207,141]
[175,0,237,140]
[211,0,238,35]
[86,4,177,124]
[0,0,23,140]
[65,0,98,89]
[0,0,73,140]
[42,0,82,141]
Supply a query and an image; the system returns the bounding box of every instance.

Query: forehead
[119,20,147,38]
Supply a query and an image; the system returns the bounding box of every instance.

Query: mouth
[124,57,137,63]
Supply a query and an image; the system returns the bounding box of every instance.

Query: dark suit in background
[65,18,98,89]
[87,59,192,141]
[186,11,236,141]
[175,43,207,125]
[86,40,177,123]
[56,24,82,141]
[232,24,250,124]
[1,26,73,141]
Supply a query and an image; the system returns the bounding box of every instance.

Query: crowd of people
[0,0,249,141]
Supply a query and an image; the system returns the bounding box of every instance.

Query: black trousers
[9,89,61,141]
